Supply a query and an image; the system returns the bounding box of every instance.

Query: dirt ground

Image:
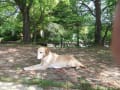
[0,45,120,89]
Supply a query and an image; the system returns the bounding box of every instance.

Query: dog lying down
[24,47,85,71]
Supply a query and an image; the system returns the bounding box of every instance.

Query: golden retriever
[24,47,85,70]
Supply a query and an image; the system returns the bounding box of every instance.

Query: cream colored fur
[24,47,85,70]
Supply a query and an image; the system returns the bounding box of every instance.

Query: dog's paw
[23,67,27,71]
[23,68,36,75]
[75,65,87,70]
[75,66,80,70]
[24,67,31,71]
[17,69,25,74]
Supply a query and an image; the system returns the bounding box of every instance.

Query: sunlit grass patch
[21,77,120,90]
[0,76,14,82]
[72,77,120,90]
[0,73,119,90]
[22,77,73,88]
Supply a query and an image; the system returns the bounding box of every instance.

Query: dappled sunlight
[0,46,37,69]
[0,82,43,90]
[98,67,120,88]
[0,48,18,54]
[0,45,120,89]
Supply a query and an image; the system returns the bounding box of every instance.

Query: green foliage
[0,17,22,41]
[0,0,116,46]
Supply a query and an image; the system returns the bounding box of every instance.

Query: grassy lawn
[0,76,119,90]
[24,77,120,90]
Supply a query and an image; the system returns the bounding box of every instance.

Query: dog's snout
[37,54,43,60]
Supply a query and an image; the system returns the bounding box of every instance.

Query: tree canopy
[0,0,116,47]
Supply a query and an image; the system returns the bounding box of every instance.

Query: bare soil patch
[0,45,120,88]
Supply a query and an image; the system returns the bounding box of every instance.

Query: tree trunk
[76,28,79,47]
[60,35,63,48]
[101,25,110,45]
[14,0,32,43]
[112,0,120,64]
[22,7,30,43]
[94,0,102,45]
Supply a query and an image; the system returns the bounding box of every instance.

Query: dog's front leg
[24,64,48,71]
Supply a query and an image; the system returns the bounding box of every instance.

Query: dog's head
[37,47,50,60]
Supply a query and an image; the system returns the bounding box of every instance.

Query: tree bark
[60,35,63,48]
[94,0,102,45]
[112,0,120,64]
[76,28,80,47]
[14,0,32,43]
[22,7,30,43]
[101,24,111,45]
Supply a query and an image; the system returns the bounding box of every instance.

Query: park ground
[0,44,120,90]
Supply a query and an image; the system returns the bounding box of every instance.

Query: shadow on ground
[0,45,120,89]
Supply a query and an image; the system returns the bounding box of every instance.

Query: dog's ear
[45,47,50,55]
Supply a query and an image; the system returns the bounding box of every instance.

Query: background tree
[0,0,116,47]
[14,0,33,43]
[74,0,116,46]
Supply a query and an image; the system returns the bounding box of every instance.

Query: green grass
[73,77,120,90]
[22,77,120,90]
[0,76,119,90]
[22,78,66,88]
